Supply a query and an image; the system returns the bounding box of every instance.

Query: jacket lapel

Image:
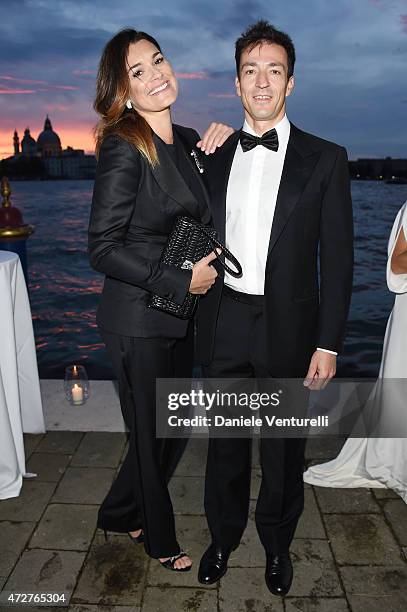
[151,133,201,219]
[267,124,321,256]
[173,125,212,214]
[209,131,241,243]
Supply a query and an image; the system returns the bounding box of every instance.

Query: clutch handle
[201,226,243,278]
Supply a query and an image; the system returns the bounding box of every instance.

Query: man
[196,20,353,596]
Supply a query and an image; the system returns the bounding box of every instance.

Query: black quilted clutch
[148,216,242,319]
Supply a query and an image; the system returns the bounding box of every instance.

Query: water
[7,179,407,379]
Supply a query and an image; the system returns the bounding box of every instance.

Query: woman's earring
[126,99,132,109]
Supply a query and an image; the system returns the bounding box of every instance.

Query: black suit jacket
[88,124,211,338]
[196,124,354,376]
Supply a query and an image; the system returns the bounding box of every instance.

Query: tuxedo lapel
[209,131,240,243]
[268,124,321,256]
[151,134,201,219]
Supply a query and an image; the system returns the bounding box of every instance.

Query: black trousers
[204,288,306,554]
[97,324,193,558]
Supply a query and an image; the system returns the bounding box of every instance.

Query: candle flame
[73,365,77,375]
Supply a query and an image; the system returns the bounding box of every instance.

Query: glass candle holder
[64,365,89,406]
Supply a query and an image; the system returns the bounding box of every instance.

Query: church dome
[37,116,61,156]
[21,128,37,155]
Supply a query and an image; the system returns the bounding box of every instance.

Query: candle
[72,383,83,405]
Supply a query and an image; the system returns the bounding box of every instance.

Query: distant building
[21,127,37,156]
[4,116,96,180]
[36,116,62,157]
[349,157,407,180]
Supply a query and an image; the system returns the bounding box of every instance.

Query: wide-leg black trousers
[204,289,306,554]
[97,324,193,558]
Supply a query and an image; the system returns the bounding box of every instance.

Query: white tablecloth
[0,251,45,499]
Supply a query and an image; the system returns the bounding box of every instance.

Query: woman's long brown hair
[94,28,160,165]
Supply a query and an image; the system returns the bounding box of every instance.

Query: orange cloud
[0,87,36,94]
[73,69,96,76]
[0,75,47,85]
[45,85,79,91]
[208,92,236,98]
[176,71,209,80]
[44,104,72,112]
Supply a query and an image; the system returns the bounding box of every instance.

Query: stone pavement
[0,432,406,611]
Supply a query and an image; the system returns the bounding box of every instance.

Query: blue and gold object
[0,176,35,282]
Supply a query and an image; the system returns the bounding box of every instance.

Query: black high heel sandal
[159,550,192,572]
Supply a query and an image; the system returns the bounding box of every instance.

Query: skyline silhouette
[1,0,406,160]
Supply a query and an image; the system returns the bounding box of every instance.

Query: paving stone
[403,547,407,563]
[372,487,401,500]
[147,515,216,588]
[52,467,115,504]
[174,438,208,477]
[3,549,85,605]
[119,440,129,466]
[324,514,404,565]
[72,533,147,606]
[230,502,266,568]
[0,481,55,521]
[340,565,407,612]
[305,438,346,462]
[0,576,6,589]
[24,433,45,459]
[0,521,35,576]
[71,433,127,468]
[250,469,261,499]
[382,499,407,546]
[289,539,343,597]
[314,487,380,513]
[252,439,260,467]
[69,605,138,611]
[142,586,217,612]
[30,504,98,551]
[285,598,349,612]
[26,452,71,482]
[295,489,325,539]
[219,567,283,611]
[169,476,204,515]
[36,431,84,454]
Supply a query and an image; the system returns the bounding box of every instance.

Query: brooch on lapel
[190,149,204,174]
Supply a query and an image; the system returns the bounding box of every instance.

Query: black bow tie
[239,128,279,153]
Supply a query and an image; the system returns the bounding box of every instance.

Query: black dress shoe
[198,544,234,584]
[265,552,293,596]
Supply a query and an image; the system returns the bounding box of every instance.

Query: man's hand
[303,350,337,390]
[196,122,235,155]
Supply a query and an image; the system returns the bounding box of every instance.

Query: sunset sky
[0,0,406,160]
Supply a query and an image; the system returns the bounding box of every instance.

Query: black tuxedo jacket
[88,124,210,338]
[196,124,354,376]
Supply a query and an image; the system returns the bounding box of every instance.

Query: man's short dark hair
[235,20,296,79]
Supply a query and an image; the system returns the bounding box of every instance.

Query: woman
[88,28,232,570]
[304,201,407,503]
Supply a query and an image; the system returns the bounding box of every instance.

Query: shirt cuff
[316,347,338,356]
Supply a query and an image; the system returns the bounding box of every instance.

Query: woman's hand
[189,251,218,294]
[196,122,235,155]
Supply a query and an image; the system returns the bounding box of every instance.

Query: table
[0,251,45,499]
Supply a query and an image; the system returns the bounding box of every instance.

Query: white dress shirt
[225,114,290,294]
[224,114,336,356]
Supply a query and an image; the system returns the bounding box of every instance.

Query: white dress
[304,202,407,503]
